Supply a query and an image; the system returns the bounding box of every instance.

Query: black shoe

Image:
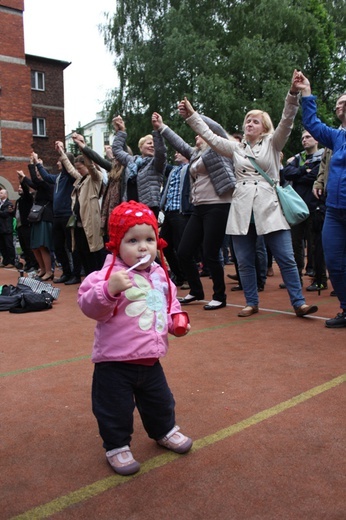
[330,290,337,297]
[306,282,328,292]
[178,294,203,304]
[199,270,210,277]
[325,311,346,328]
[227,274,239,281]
[231,284,243,292]
[54,274,71,284]
[204,300,226,310]
[257,285,265,292]
[64,276,81,285]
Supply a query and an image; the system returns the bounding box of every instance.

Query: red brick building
[0,0,70,199]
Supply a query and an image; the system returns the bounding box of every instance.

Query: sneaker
[106,446,140,476]
[306,282,328,292]
[325,311,346,328]
[157,425,193,454]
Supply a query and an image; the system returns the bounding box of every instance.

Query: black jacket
[0,198,15,234]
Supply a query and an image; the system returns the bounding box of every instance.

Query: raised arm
[72,132,113,172]
[55,142,81,182]
[82,154,103,183]
[151,114,167,175]
[180,99,236,158]
[152,111,194,160]
[293,71,337,150]
[111,116,133,166]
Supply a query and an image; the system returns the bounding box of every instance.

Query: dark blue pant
[92,361,176,451]
[322,207,346,310]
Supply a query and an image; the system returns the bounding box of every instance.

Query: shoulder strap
[246,156,274,186]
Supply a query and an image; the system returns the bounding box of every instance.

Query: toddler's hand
[108,270,132,296]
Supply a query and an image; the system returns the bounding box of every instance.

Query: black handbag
[27,204,46,223]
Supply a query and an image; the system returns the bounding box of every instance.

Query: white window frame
[31,71,45,91]
[32,117,46,137]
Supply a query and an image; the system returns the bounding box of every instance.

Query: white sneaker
[157,425,193,454]
[106,446,140,476]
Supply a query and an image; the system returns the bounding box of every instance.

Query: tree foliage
[100,0,345,157]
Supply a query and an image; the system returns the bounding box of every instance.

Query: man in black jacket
[282,130,326,290]
[0,188,16,268]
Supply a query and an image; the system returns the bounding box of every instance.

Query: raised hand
[152,112,163,129]
[104,145,114,160]
[292,70,311,95]
[31,151,39,164]
[55,141,65,153]
[178,97,195,119]
[72,132,86,148]
[112,115,125,132]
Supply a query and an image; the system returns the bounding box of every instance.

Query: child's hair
[105,201,172,310]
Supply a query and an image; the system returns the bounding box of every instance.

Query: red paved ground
[1,264,345,520]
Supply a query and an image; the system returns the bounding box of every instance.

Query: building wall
[27,55,68,168]
[0,1,69,200]
[0,1,32,198]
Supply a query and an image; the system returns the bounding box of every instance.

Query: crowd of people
[1,69,345,329]
[1,68,345,476]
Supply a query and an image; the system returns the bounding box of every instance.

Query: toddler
[78,200,192,475]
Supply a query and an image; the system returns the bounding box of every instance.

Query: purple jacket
[78,255,182,363]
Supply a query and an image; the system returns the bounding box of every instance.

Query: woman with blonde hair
[112,115,166,217]
[179,70,318,319]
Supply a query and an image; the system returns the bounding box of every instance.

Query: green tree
[101,0,345,157]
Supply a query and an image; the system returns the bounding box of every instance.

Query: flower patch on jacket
[124,273,167,332]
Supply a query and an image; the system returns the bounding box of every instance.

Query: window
[32,118,46,137]
[31,71,45,91]
[103,132,110,145]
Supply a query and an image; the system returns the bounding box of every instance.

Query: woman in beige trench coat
[179,70,318,319]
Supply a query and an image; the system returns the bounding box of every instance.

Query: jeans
[92,361,176,451]
[178,203,230,302]
[232,225,305,308]
[322,207,346,310]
